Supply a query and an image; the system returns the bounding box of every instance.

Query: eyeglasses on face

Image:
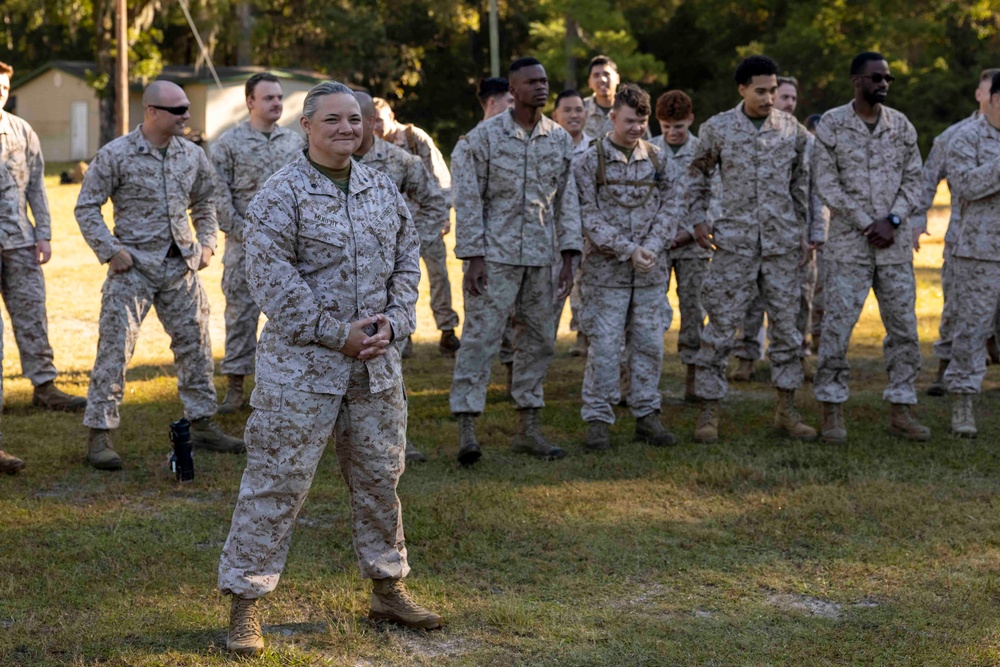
[857,74,895,84]
[149,104,190,115]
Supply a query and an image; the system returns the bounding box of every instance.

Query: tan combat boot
[570,332,589,358]
[456,413,481,465]
[87,428,123,470]
[438,330,461,358]
[405,439,426,463]
[774,390,817,441]
[635,411,678,447]
[926,359,949,397]
[217,375,246,415]
[512,408,566,459]
[32,380,87,412]
[0,450,25,475]
[227,596,264,656]
[694,400,719,443]
[190,417,245,453]
[732,359,754,382]
[889,404,931,441]
[820,402,847,444]
[951,394,977,438]
[585,421,611,451]
[370,578,443,630]
[684,365,698,403]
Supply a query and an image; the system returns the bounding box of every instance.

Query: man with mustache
[685,56,815,444]
[811,51,928,443]
[210,73,303,415]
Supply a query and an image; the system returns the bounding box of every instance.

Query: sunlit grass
[2,176,999,666]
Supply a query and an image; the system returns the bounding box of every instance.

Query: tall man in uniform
[686,56,816,443]
[811,52,929,443]
[913,68,999,396]
[354,90,449,463]
[731,75,818,381]
[0,61,87,411]
[210,73,303,414]
[576,84,679,450]
[0,161,24,474]
[652,90,713,401]
[218,82,439,656]
[74,80,244,470]
[450,57,582,464]
[373,97,460,357]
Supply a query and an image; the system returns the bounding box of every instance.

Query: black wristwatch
[887,214,901,229]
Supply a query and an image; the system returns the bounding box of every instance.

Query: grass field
[3,176,1000,666]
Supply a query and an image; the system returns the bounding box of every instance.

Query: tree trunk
[236,0,252,66]
[94,0,117,147]
[564,15,577,90]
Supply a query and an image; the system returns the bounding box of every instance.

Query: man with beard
[811,52,928,443]
[686,56,815,444]
[210,73,303,414]
[449,57,582,464]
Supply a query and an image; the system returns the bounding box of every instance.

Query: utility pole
[489,0,499,77]
[115,0,128,136]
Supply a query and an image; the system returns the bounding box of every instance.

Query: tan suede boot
[227,596,264,656]
[732,359,753,382]
[585,421,611,451]
[32,380,87,412]
[190,417,245,453]
[456,413,481,465]
[926,359,948,397]
[370,579,444,630]
[217,375,245,415]
[889,404,931,441]
[635,412,678,447]
[951,394,977,438]
[694,400,719,443]
[87,428,123,470]
[438,330,461,357]
[820,402,847,444]
[774,390,817,440]
[0,450,25,475]
[511,408,565,459]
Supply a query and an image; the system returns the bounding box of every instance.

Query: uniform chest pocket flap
[298,217,349,248]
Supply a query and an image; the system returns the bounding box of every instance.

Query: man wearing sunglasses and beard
[811,51,928,443]
[74,80,245,470]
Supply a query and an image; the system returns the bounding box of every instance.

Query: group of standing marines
[1,48,1000,655]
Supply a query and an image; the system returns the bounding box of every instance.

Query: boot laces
[231,598,261,641]
[698,402,716,425]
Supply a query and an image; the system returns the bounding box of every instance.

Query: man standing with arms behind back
[211,73,303,414]
[0,61,87,411]
[450,57,582,465]
[811,52,928,443]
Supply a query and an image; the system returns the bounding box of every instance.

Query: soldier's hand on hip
[358,314,393,361]
[693,223,713,250]
[464,256,488,297]
[108,249,134,274]
[198,245,214,270]
[342,316,381,358]
[35,240,52,265]
[631,246,657,274]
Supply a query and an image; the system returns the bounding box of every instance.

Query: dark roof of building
[13,60,359,91]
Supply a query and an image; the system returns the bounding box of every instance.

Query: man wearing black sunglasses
[811,51,928,444]
[74,80,245,470]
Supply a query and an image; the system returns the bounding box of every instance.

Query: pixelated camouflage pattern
[667,256,709,365]
[451,110,583,267]
[359,136,458,330]
[74,125,218,273]
[944,258,1000,394]
[579,283,667,423]
[932,249,958,361]
[1,246,57,385]
[83,256,217,429]
[910,111,978,237]
[650,133,714,260]
[574,137,679,287]
[389,123,452,197]
[218,363,409,598]
[947,116,1000,261]
[450,262,555,414]
[220,238,259,376]
[812,102,923,266]
[683,104,810,258]
[0,112,51,247]
[813,260,920,405]
[242,156,420,395]
[694,250,804,400]
[734,258,817,361]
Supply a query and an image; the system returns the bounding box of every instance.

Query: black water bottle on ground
[169,418,195,482]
